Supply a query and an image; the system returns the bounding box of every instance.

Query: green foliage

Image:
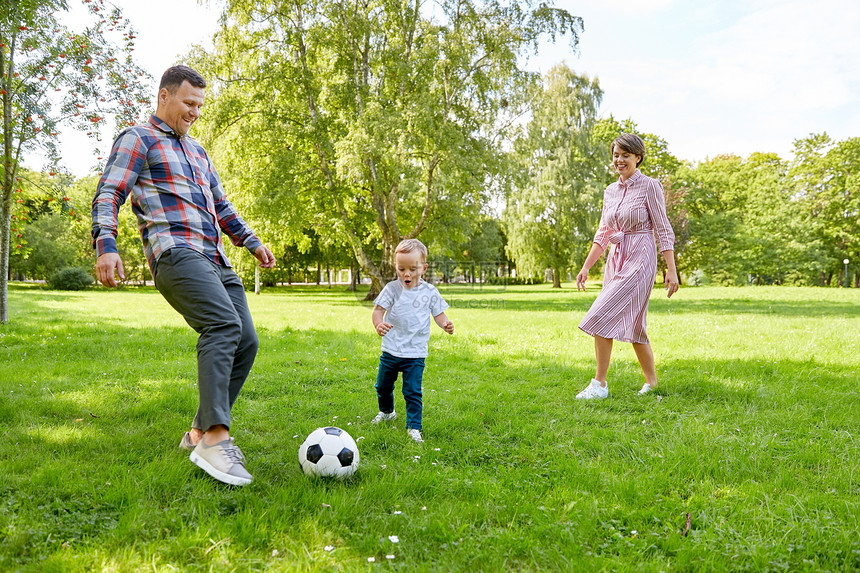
[12,212,77,279]
[789,134,860,286]
[505,64,603,287]
[7,169,84,280]
[1,285,859,569]
[191,0,582,297]
[484,275,541,285]
[674,135,859,286]
[46,266,92,290]
[1,0,150,321]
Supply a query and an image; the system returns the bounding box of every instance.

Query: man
[92,65,276,486]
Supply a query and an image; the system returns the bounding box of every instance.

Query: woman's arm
[576,242,607,291]
[662,250,679,298]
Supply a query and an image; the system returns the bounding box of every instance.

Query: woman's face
[612,147,641,180]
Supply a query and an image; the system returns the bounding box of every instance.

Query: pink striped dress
[579,170,675,344]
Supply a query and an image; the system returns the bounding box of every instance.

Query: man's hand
[96,252,125,287]
[254,245,276,268]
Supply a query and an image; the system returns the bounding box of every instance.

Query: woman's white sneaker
[576,379,608,400]
[638,383,654,395]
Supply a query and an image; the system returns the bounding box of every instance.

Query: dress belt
[607,229,653,272]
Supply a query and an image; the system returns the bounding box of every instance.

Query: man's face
[157,80,204,136]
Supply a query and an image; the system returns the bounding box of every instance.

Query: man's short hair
[159,65,206,93]
[395,239,428,261]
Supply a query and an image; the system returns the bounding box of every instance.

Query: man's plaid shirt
[92,115,262,275]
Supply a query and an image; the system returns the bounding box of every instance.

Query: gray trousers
[154,248,259,432]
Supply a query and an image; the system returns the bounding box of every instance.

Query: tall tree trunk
[348,258,357,291]
[0,194,10,324]
[552,267,561,288]
[1,42,15,324]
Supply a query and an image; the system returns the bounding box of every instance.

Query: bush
[48,267,94,291]
[684,269,710,286]
[10,213,81,280]
[485,275,543,286]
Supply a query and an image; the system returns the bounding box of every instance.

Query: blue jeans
[376,352,425,430]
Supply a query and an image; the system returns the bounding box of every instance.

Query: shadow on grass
[436,293,859,317]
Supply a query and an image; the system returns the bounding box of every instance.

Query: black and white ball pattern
[298,427,360,478]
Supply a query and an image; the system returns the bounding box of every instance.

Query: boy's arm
[373,305,393,336]
[434,312,454,334]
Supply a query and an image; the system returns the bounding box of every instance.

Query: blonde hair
[395,238,428,261]
[611,133,646,166]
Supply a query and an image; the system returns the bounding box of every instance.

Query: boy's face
[395,251,427,289]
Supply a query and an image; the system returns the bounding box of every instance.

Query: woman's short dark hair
[159,65,206,93]
[611,133,647,166]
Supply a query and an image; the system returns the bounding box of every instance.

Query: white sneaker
[189,438,252,486]
[407,429,424,443]
[638,383,654,395]
[576,379,608,400]
[371,411,397,424]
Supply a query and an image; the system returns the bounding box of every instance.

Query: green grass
[1,283,859,571]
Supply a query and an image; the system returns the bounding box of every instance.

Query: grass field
[1,282,859,571]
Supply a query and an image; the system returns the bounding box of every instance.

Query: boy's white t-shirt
[374,279,449,358]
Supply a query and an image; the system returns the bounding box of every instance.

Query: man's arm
[91,128,143,287]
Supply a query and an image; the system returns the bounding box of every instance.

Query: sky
[39,0,860,176]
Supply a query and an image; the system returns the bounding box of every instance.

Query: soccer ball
[298,426,360,479]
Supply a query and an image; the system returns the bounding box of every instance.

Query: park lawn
[1,283,859,572]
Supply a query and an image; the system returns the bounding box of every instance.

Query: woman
[575,133,679,399]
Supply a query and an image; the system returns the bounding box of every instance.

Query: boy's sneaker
[576,379,609,400]
[189,438,253,486]
[638,383,654,395]
[371,411,397,424]
[407,429,424,444]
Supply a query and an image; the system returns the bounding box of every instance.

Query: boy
[371,239,454,443]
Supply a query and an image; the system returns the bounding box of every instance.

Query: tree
[191,0,582,298]
[675,155,751,284]
[1,0,149,321]
[505,64,603,287]
[675,151,821,286]
[790,133,860,286]
[7,168,81,280]
[738,152,821,285]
